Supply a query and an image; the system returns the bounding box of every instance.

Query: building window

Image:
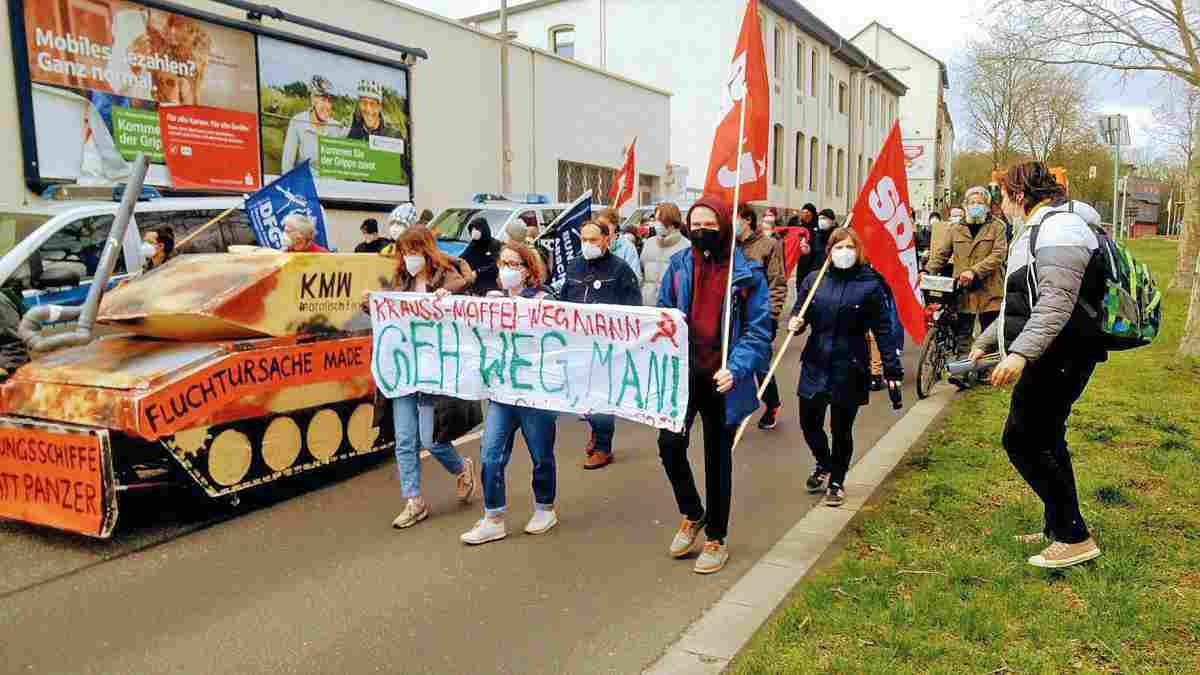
[794,131,805,189]
[795,40,803,91]
[809,136,819,191]
[810,49,818,97]
[774,26,784,79]
[549,25,575,58]
[838,82,847,114]
[868,87,876,127]
[857,154,864,189]
[836,149,845,197]
[772,123,784,186]
[859,81,865,121]
[826,145,834,196]
[558,159,616,202]
[828,74,834,111]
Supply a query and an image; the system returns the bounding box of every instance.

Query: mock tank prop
[0,156,400,538]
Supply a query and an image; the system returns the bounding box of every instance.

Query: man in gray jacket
[970,162,1105,570]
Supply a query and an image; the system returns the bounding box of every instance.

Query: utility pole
[499,0,512,193]
[1100,114,1129,237]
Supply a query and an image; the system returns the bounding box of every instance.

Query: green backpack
[1030,205,1162,351]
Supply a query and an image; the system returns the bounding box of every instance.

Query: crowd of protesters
[348,160,1105,573]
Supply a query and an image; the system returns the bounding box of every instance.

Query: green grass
[732,238,1200,674]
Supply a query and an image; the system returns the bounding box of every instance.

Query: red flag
[850,122,927,343]
[703,0,769,203]
[608,137,637,210]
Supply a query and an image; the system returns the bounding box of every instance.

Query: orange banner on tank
[0,425,108,537]
[135,337,372,438]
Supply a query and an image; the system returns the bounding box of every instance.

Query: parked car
[428,193,570,256]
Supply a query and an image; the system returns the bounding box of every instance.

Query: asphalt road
[1,333,920,675]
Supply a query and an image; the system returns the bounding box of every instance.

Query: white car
[428,194,571,256]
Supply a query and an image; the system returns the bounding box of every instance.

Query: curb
[644,386,957,674]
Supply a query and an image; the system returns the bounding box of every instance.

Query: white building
[0,0,669,251]
[851,21,954,213]
[464,0,908,216]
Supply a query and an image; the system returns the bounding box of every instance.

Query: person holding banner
[657,195,772,574]
[367,228,475,529]
[562,221,642,470]
[461,243,561,545]
[788,228,903,507]
[282,214,329,253]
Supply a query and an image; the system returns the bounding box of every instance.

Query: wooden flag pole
[731,215,852,451]
[174,205,240,252]
[720,79,750,370]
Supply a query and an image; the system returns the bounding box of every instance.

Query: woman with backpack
[364,227,478,530]
[970,162,1106,569]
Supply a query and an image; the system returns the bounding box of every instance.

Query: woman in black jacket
[788,227,903,507]
[460,218,502,295]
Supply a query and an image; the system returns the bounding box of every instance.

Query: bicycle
[916,275,960,399]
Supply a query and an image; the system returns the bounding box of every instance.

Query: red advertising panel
[159,105,261,190]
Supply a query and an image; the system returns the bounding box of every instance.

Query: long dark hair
[1000,162,1067,214]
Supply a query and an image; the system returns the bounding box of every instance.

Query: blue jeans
[588,414,615,454]
[392,394,466,498]
[480,401,557,516]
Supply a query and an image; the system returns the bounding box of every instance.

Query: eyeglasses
[498,260,526,269]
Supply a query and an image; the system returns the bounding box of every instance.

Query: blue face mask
[965,204,989,223]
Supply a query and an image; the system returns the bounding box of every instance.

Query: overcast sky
[401,0,1160,150]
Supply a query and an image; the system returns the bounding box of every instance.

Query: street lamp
[1098,114,1130,237]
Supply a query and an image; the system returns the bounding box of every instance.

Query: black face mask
[693,228,723,258]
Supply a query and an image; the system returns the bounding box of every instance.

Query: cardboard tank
[0,251,398,537]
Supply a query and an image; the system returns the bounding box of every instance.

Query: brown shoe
[584,433,596,457]
[583,451,612,470]
[1028,538,1101,569]
[669,516,705,558]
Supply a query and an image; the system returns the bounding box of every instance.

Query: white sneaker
[524,508,558,535]
[460,516,507,545]
[391,498,429,529]
[456,457,477,503]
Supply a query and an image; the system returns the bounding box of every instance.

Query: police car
[0,188,253,313]
[428,193,571,256]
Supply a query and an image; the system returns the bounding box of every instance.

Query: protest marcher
[142,227,175,270]
[363,227,475,529]
[461,242,560,545]
[775,213,813,282]
[387,203,417,241]
[761,207,779,237]
[621,225,642,254]
[281,213,328,252]
[657,195,772,574]
[354,218,390,254]
[594,208,643,283]
[561,221,642,469]
[735,206,787,431]
[789,228,903,507]
[969,162,1105,569]
[924,186,1007,388]
[281,75,348,175]
[461,217,502,295]
[639,202,691,306]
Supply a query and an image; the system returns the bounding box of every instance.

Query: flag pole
[720,79,750,370]
[731,215,852,451]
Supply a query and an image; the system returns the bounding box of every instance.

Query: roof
[9,196,244,217]
[851,21,949,89]
[461,0,909,97]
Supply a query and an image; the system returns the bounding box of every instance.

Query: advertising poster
[21,0,260,187]
[258,35,411,201]
[159,105,261,190]
[901,141,934,180]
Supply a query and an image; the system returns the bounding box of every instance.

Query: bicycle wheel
[916,328,944,399]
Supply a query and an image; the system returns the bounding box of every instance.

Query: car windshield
[622,207,655,229]
[429,208,512,242]
[0,213,53,258]
[3,214,129,296]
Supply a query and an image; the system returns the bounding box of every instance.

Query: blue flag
[245,160,330,250]
[542,190,591,288]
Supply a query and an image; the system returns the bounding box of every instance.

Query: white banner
[368,293,691,432]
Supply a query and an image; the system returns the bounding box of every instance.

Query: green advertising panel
[111,107,165,162]
[318,137,405,184]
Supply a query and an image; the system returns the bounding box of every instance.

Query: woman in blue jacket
[788,227,903,507]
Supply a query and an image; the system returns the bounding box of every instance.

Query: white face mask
[279,232,294,250]
[404,254,426,276]
[140,242,157,259]
[471,229,483,241]
[498,267,525,290]
[389,224,405,240]
[831,247,858,269]
[581,242,603,260]
[818,218,835,230]
[949,212,963,224]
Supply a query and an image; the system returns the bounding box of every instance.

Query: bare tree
[993,0,1200,357]
[1150,81,1199,169]
[1017,65,1095,162]
[960,39,1034,169]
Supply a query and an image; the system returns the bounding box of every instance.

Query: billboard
[10,0,412,203]
[901,141,934,180]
